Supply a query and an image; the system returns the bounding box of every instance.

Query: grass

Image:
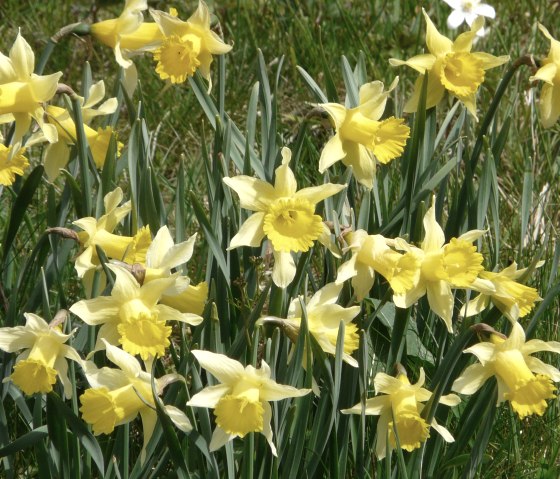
[0,0,559,477]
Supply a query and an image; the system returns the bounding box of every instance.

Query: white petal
[223,176,277,211]
[103,340,141,377]
[447,10,466,29]
[164,405,193,432]
[191,350,244,384]
[228,212,266,249]
[261,401,277,456]
[475,4,496,19]
[452,363,491,395]
[431,418,455,442]
[209,426,235,452]
[272,250,296,288]
[70,296,120,325]
[188,384,231,408]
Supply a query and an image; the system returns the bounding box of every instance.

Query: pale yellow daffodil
[80,340,191,462]
[258,282,361,367]
[150,0,232,86]
[0,313,82,398]
[73,187,133,279]
[530,24,560,128]
[187,350,311,455]
[0,32,61,146]
[335,229,420,301]
[70,263,202,360]
[389,10,509,118]
[0,144,28,186]
[342,368,460,459]
[391,200,490,331]
[223,147,345,287]
[452,323,560,418]
[460,262,542,322]
[319,78,410,188]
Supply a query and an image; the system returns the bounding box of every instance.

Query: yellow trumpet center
[443,238,484,286]
[214,388,264,437]
[154,34,202,84]
[440,52,485,97]
[388,387,430,452]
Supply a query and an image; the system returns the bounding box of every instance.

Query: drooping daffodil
[70,263,202,360]
[442,0,496,36]
[223,147,345,287]
[0,313,82,398]
[342,367,460,459]
[389,9,509,118]
[258,282,361,367]
[319,78,410,188]
[187,350,311,455]
[335,229,420,301]
[452,323,560,418]
[0,144,28,186]
[530,24,560,128]
[80,340,191,462]
[460,261,542,322]
[150,0,232,87]
[0,32,62,146]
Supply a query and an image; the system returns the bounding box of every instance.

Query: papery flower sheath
[453,323,560,418]
[187,350,311,455]
[342,368,459,459]
[223,147,345,287]
[0,32,62,146]
[70,263,202,360]
[319,78,410,188]
[258,282,361,367]
[150,0,232,87]
[335,230,420,301]
[0,313,82,398]
[530,24,560,128]
[389,9,509,118]
[80,340,190,461]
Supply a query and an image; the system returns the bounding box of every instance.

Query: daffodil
[44,105,121,180]
[223,147,345,287]
[91,0,162,94]
[258,282,361,367]
[73,187,133,279]
[187,350,311,455]
[460,262,541,322]
[530,24,560,128]
[452,323,560,418]
[150,0,232,86]
[70,263,202,360]
[389,10,509,117]
[79,80,119,124]
[391,199,490,331]
[0,313,82,398]
[342,368,459,459]
[319,78,410,188]
[0,32,61,146]
[335,229,420,301]
[80,340,191,461]
[0,144,28,186]
[442,0,495,36]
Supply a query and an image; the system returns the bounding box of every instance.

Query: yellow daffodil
[150,0,232,86]
[187,350,311,455]
[258,282,361,367]
[391,199,491,331]
[389,10,509,118]
[335,229,420,301]
[43,105,121,180]
[530,24,560,128]
[0,313,82,398]
[73,187,133,279]
[91,0,162,94]
[0,32,61,146]
[80,340,191,461]
[223,147,345,287]
[79,80,120,124]
[460,262,541,322]
[342,368,459,459]
[319,78,410,188]
[452,323,560,418]
[0,144,28,186]
[70,263,202,359]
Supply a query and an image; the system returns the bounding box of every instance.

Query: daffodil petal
[452,363,491,395]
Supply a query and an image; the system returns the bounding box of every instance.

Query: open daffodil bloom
[529,24,560,128]
[223,147,345,287]
[319,78,410,188]
[80,340,190,462]
[342,368,459,459]
[187,350,311,455]
[452,323,560,418]
[150,0,232,86]
[389,9,509,118]
[0,144,28,186]
[0,313,82,398]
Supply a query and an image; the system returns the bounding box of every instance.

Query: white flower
[442,0,496,36]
